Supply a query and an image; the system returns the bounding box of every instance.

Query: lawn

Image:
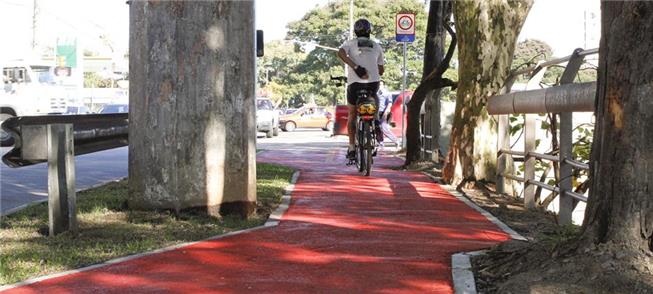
[0,163,294,285]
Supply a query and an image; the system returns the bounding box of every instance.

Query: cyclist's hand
[354,66,368,79]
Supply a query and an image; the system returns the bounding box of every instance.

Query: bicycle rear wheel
[361,121,374,176]
[364,122,373,176]
[357,122,365,172]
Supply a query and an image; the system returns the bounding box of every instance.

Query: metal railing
[1,113,128,235]
[420,113,437,160]
[488,48,598,225]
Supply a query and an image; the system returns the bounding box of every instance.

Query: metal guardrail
[2,113,128,167]
[489,47,597,225]
[1,113,128,236]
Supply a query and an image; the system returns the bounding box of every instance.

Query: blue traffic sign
[396,34,415,43]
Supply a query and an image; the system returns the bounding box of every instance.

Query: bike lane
[2,147,510,293]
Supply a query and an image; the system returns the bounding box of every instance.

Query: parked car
[280,105,334,132]
[256,98,279,138]
[99,104,129,114]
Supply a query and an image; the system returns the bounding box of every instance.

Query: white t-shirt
[340,38,384,85]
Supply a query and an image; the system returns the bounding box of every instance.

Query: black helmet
[354,18,372,37]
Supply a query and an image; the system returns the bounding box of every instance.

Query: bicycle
[330,76,379,176]
[350,89,378,176]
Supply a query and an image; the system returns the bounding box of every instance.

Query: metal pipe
[527,180,560,193]
[529,152,560,162]
[499,149,526,157]
[565,190,588,202]
[510,48,599,77]
[565,158,590,170]
[488,82,596,115]
[503,174,526,183]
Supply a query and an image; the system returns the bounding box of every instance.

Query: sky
[0,0,600,60]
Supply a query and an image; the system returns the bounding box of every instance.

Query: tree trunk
[442,0,532,186]
[128,1,257,217]
[581,2,653,253]
[405,0,452,165]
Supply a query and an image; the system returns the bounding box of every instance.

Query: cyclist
[337,18,385,160]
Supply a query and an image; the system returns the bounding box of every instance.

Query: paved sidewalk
[2,147,510,293]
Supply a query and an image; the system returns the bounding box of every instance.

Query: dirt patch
[410,162,653,293]
[474,239,653,293]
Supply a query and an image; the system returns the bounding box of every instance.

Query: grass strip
[0,162,294,285]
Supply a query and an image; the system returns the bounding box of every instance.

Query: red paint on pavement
[3,148,510,293]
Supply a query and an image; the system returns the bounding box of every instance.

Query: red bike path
[3,148,510,293]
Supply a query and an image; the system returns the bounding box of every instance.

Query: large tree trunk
[581,2,653,253]
[128,1,257,217]
[405,0,452,165]
[442,0,532,186]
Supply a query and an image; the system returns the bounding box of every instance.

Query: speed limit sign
[396,13,415,42]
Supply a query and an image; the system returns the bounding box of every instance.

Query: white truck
[1,60,70,145]
[256,97,279,138]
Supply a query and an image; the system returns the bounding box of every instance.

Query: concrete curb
[1,178,127,217]
[451,250,487,294]
[0,171,300,292]
[419,172,527,294]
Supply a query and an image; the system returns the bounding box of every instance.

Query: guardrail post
[559,113,574,225]
[496,77,516,196]
[524,114,536,209]
[47,124,77,236]
[497,114,510,195]
[557,48,584,225]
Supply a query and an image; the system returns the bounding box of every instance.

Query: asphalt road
[0,129,345,216]
[0,146,129,216]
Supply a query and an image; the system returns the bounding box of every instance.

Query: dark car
[99,104,129,114]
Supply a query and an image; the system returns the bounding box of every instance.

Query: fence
[1,114,128,235]
[487,48,598,225]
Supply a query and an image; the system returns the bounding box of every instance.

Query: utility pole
[342,0,354,105]
[32,0,40,50]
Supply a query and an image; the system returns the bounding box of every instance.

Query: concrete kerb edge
[0,171,301,292]
[1,178,127,218]
[419,172,527,294]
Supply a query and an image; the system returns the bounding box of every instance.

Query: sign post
[396,13,415,149]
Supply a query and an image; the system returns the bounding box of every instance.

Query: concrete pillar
[128,1,257,217]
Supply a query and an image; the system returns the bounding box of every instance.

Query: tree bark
[128,1,257,217]
[442,0,532,186]
[581,2,653,253]
[405,1,453,166]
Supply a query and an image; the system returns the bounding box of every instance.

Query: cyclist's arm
[377,46,385,76]
[338,48,357,69]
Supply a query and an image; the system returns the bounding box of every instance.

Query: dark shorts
[347,82,380,106]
